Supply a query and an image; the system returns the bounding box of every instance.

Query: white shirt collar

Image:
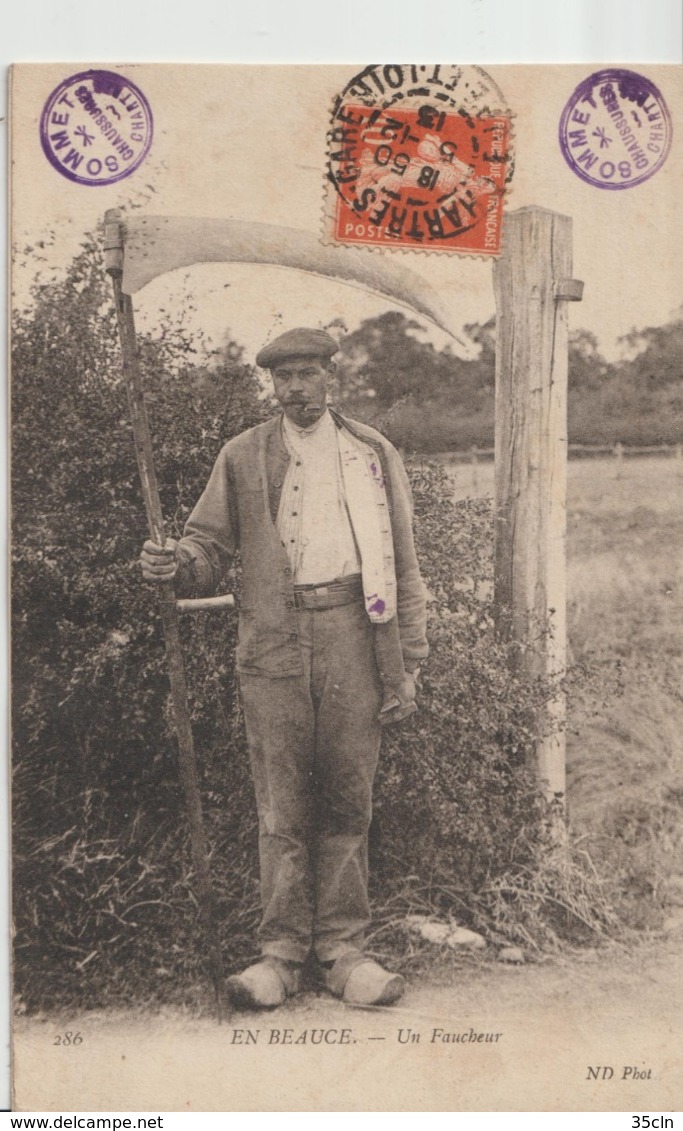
[282,407,334,441]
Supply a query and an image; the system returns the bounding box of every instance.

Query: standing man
[140,327,428,1009]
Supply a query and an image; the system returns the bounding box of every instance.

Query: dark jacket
[176,409,428,678]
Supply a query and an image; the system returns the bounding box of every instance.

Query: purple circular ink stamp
[40,69,153,187]
[559,69,672,190]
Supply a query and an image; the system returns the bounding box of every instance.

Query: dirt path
[13,935,683,1112]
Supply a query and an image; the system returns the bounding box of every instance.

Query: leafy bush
[12,236,268,1008]
[12,236,611,1013]
[370,464,617,952]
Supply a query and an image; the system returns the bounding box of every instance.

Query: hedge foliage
[12,236,609,1012]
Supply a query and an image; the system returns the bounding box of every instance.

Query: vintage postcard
[9,63,683,1111]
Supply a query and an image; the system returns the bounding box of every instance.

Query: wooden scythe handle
[104,208,226,1019]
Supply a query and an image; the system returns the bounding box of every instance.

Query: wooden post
[493,207,583,803]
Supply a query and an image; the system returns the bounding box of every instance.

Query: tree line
[333,309,683,451]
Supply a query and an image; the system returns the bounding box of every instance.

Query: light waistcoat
[277,411,361,584]
[277,410,396,622]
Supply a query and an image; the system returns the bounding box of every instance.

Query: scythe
[103,208,469,1017]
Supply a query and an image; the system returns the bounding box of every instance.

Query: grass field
[446,454,683,929]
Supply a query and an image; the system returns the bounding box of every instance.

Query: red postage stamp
[326,64,513,256]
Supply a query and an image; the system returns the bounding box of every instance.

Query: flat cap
[255,327,338,369]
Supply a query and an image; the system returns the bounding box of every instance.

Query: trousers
[239,598,382,964]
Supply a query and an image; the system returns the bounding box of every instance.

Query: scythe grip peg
[176,594,236,613]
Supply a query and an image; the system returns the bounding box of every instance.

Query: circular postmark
[559,68,672,190]
[40,69,153,187]
[326,64,513,255]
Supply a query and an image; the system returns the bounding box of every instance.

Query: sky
[10,63,683,364]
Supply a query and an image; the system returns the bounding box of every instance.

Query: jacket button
[284,567,292,575]
[286,600,294,608]
[289,632,297,640]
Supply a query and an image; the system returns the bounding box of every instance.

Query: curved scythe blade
[120,215,474,355]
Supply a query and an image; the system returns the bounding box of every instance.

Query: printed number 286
[53,1031,83,1046]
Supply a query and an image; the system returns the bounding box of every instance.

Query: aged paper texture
[10,63,683,1111]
